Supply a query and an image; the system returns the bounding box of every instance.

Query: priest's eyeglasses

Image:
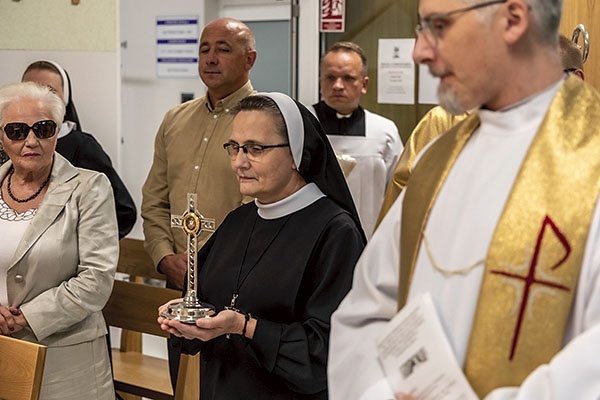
[1,120,57,141]
[223,141,290,161]
[415,0,507,47]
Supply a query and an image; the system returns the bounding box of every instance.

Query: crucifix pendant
[225,293,239,339]
[160,193,216,323]
[230,293,239,309]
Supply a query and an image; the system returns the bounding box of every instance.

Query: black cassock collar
[312,100,366,137]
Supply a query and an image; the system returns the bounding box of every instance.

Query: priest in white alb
[327,0,600,399]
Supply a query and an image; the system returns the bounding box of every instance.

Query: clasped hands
[158,301,414,399]
[157,299,246,341]
[0,306,27,335]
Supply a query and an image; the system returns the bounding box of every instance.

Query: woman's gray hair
[0,81,65,127]
[232,93,305,168]
[233,95,288,141]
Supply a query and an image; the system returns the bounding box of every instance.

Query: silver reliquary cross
[161,193,216,323]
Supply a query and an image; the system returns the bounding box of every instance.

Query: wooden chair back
[0,334,46,400]
[104,238,199,400]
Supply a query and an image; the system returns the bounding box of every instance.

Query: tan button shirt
[141,81,255,266]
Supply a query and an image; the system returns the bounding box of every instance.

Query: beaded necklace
[6,166,51,203]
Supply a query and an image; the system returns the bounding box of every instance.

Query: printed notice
[376,293,478,400]
[156,15,199,78]
[377,38,415,104]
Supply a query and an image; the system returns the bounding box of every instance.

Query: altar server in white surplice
[328,0,600,399]
[312,42,403,238]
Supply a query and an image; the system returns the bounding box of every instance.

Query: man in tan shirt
[141,17,257,387]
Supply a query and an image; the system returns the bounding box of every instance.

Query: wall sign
[156,15,199,78]
[377,38,415,105]
[320,0,344,32]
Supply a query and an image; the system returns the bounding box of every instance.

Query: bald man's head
[559,34,584,80]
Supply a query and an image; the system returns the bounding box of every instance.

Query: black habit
[180,197,364,399]
[56,130,137,238]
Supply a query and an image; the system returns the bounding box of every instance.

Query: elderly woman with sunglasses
[21,60,137,239]
[0,81,117,399]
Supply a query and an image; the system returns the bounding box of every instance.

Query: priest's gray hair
[0,81,65,128]
[464,0,562,46]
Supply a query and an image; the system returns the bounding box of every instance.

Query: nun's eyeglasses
[1,120,57,141]
[415,0,507,47]
[223,141,290,161]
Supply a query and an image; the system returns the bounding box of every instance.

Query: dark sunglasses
[1,120,57,141]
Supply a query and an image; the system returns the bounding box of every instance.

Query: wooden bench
[104,238,199,400]
[0,333,46,400]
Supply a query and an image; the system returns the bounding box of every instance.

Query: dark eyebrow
[227,140,263,146]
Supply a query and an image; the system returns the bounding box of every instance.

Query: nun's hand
[192,309,244,341]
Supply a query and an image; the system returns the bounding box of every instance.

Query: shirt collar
[255,183,325,219]
[205,81,255,113]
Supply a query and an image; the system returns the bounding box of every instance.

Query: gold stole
[399,76,600,397]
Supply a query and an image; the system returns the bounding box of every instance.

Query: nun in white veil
[158,92,365,399]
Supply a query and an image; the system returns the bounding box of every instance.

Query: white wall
[0,0,120,171]
[297,0,320,105]
[120,0,208,239]
[218,0,320,104]
[220,0,291,20]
